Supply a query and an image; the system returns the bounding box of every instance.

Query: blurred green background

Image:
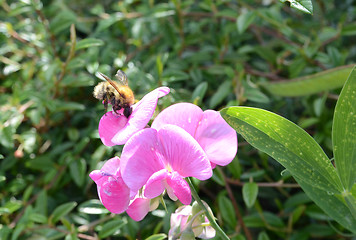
[1,0,356,239]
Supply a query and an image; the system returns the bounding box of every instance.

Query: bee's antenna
[98,72,125,98]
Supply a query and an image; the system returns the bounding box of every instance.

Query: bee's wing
[115,70,128,86]
[98,72,122,94]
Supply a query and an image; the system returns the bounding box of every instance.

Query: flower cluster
[90,87,237,225]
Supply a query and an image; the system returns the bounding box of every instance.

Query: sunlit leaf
[332,66,356,190]
[221,107,343,193]
[50,202,77,224]
[236,11,256,34]
[242,182,258,208]
[280,0,313,15]
[145,234,168,240]
[75,38,104,50]
[99,219,127,238]
[261,65,354,97]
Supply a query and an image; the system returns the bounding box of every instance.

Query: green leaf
[29,213,47,224]
[192,81,208,105]
[296,177,356,234]
[258,231,270,240]
[244,86,270,104]
[0,200,22,214]
[26,156,55,171]
[162,69,189,82]
[261,65,354,97]
[236,11,256,34]
[217,195,237,228]
[35,190,48,216]
[49,11,76,35]
[69,158,87,187]
[211,168,225,186]
[11,224,25,240]
[209,81,231,109]
[227,158,241,179]
[284,193,312,208]
[50,202,77,224]
[220,107,343,193]
[99,219,127,238]
[145,234,168,240]
[55,102,85,111]
[75,38,104,50]
[243,212,285,228]
[242,182,258,208]
[332,66,356,190]
[291,205,306,224]
[280,0,313,15]
[95,13,124,33]
[61,73,94,87]
[78,199,109,215]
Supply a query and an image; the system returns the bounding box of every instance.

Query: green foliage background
[1,0,356,239]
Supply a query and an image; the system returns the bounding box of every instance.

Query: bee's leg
[103,97,108,115]
[113,105,122,115]
[123,106,132,118]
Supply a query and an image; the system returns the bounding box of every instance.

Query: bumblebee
[93,70,135,118]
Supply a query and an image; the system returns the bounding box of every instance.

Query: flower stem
[187,177,230,240]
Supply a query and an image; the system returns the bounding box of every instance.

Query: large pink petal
[144,169,168,199]
[89,157,121,183]
[120,128,165,192]
[99,156,121,175]
[126,198,151,221]
[166,172,191,205]
[98,176,130,214]
[152,103,203,137]
[98,112,128,146]
[100,87,170,146]
[157,125,212,180]
[89,157,130,213]
[195,110,237,166]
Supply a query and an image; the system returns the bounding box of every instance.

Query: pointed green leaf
[280,0,313,15]
[242,182,258,208]
[209,81,231,109]
[69,158,87,187]
[220,107,343,193]
[75,38,104,50]
[217,195,237,228]
[50,202,77,224]
[258,231,270,240]
[333,66,356,190]
[145,234,168,240]
[99,219,127,238]
[236,11,256,34]
[261,65,354,97]
[295,177,356,233]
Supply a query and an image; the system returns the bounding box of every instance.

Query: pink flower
[89,157,158,221]
[152,103,237,167]
[99,87,170,146]
[120,125,212,205]
[89,157,131,214]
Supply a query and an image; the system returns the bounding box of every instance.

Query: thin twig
[226,179,300,188]
[35,9,58,58]
[78,214,114,232]
[54,24,76,98]
[244,63,285,81]
[218,168,253,240]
